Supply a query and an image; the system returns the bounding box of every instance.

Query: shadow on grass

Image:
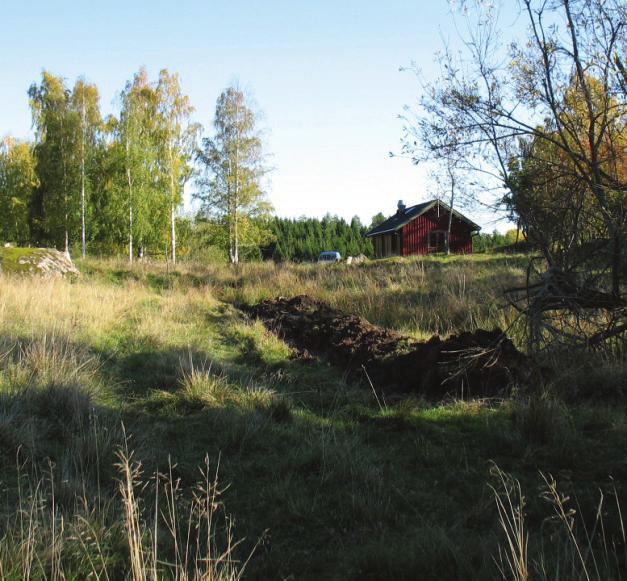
[2,347,626,580]
[3,323,626,580]
[123,384,627,580]
[102,346,212,396]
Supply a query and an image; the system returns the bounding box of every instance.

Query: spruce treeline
[267,219,521,260]
[269,215,374,261]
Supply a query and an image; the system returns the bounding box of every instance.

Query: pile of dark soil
[245,295,532,399]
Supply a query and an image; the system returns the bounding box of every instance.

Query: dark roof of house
[365,199,481,237]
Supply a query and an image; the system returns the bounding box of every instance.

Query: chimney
[397,200,406,215]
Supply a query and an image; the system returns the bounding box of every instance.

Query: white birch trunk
[80,96,86,258]
[63,131,70,257]
[129,201,133,263]
[170,200,176,265]
[126,137,133,263]
[169,143,177,265]
[232,102,240,264]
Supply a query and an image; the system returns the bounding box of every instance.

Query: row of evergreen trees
[263,218,518,261]
[268,216,376,261]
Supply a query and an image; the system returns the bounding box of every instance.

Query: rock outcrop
[0,247,80,278]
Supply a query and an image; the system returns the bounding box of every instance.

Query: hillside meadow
[0,255,625,580]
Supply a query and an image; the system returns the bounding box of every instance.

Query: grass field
[0,255,625,579]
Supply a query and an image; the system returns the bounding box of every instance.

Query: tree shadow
[103,346,207,396]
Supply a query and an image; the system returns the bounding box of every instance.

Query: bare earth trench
[244,295,534,400]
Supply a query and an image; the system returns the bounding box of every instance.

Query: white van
[318,251,342,263]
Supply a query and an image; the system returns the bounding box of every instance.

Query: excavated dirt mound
[245,295,532,399]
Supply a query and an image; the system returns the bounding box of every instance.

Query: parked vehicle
[318,251,342,263]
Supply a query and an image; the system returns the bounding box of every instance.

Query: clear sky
[1,0,518,231]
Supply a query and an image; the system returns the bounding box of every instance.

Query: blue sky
[1,0,520,231]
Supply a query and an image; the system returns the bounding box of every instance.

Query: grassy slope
[0,256,625,579]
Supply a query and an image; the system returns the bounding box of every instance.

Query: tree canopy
[403,0,626,347]
[196,86,272,264]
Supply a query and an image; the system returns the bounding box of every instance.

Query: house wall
[400,206,473,255]
[373,232,402,258]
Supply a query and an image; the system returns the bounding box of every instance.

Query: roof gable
[365,199,480,237]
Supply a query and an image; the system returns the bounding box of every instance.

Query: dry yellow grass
[198,256,526,339]
[0,269,253,580]
[0,268,220,368]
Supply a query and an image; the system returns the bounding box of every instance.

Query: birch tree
[403,0,626,347]
[71,78,102,258]
[196,86,271,264]
[156,70,199,265]
[117,69,164,261]
[29,71,79,253]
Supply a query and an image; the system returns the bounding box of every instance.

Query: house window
[428,230,447,253]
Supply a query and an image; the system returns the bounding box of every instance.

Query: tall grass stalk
[114,438,253,581]
[1,443,251,580]
[492,465,626,581]
[490,465,529,581]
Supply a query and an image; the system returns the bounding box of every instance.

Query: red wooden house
[365,199,480,258]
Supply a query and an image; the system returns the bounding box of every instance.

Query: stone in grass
[0,247,80,278]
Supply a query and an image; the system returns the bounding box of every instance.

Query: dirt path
[244,295,531,399]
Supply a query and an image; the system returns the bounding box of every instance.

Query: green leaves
[26,72,103,253]
[28,71,80,250]
[6,71,284,263]
[0,138,38,244]
[196,86,272,263]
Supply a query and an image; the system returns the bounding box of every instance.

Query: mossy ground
[0,256,625,579]
[0,246,78,276]
[0,246,43,273]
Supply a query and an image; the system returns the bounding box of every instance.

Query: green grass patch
[0,257,624,579]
